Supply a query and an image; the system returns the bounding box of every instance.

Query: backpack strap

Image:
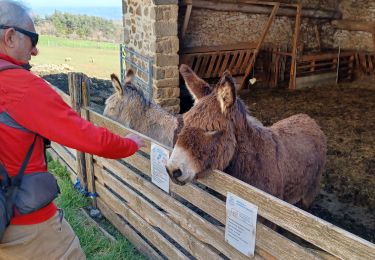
[0,59,48,186]
[0,112,32,133]
[0,135,37,188]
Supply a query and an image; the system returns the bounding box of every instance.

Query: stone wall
[334,0,375,51]
[123,0,180,113]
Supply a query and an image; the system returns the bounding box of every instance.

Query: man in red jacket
[0,1,145,259]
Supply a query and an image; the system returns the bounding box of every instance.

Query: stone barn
[121,0,375,113]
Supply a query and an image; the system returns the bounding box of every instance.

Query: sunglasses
[0,25,39,47]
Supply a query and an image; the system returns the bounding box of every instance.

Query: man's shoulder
[0,69,53,105]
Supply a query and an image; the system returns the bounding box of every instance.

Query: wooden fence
[48,73,375,260]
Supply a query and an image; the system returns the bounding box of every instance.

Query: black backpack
[0,136,37,239]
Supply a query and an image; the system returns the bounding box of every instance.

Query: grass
[31,35,120,79]
[47,154,145,260]
[39,35,119,50]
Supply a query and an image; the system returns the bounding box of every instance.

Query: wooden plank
[97,169,224,259]
[173,183,324,260]
[47,82,72,106]
[228,51,240,72]
[289,3,301,90]
[241,3,280,89]
[101,156,324,259]
[95,158,255,260]
[94,158,319,259]
[48,148,77,184]
[299,52,355,62]
[241,51,254,74]
[181,4,192,39]
[234,50,246,74]
[220,53,231,74]
[205,54,218,78]
[331,19,375,33]
[181,0,340,19]
[196,170,375,260]
[96,185,188,259]
[65,147,77,159]
[181,42,257,54]
[212,54,224,77]
[193,55,203,73]
[315,25,321,51]
[97,199,164,260]
[198,55,210,76]
[51,142,78,173]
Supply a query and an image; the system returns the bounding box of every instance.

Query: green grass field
[31,35,120,79]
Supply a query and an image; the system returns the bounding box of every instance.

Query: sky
[24,0,122,7]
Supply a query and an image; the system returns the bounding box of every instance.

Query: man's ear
[110,73,123,96]
[4,28,16,48]
[217,70,236,114]
[179,64,212,102]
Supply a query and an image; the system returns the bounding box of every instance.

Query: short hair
[0,1,31,38]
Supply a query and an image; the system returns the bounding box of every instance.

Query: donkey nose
[172,169,182,179]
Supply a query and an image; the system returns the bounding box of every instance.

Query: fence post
[80,77,97,207]
[68,73,88,190]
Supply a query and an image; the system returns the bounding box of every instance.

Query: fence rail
[47,73,375,260]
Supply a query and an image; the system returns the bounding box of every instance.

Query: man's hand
[125,133,145,149]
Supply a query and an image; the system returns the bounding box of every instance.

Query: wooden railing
[48,73,375,259]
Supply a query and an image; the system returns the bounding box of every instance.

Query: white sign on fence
[225,192,258,257]
[151,143,170,193]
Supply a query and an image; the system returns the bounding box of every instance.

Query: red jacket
[0,53,138,225]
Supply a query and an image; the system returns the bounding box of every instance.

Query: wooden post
[289,3,301,90]
[240,3,280,89]
[80,77,97,207]
[68,73,88,190]
[314,25,321,52]
[181,3,192,40]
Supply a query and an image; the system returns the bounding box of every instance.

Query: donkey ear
[217,70,236,113]
[125,69,134,84]
[110,73,123,96]
[179,64,211,101]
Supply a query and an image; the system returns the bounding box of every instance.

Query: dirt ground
[42,73,375,243]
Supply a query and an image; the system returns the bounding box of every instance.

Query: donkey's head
[104,70,151,128]
[166,65,242,185]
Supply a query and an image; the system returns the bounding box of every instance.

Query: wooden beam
[289,4,302,90]
[240,3,280,89]
[181,4,192,39]
[332,19,375,32]
[314,25,321,51]
[181,0,341,19]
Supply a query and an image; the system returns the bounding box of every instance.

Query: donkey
[103,70,183,147]
[166,65,327,209]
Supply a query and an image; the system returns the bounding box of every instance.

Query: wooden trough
[48,73,375,259]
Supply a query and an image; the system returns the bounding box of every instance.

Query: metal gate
[120,44,154,100]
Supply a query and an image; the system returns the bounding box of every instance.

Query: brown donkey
[166,65,327,208]
[104,70,183,147]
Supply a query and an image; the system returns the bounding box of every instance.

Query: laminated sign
[151,143,170,193]
[225,192,258,256]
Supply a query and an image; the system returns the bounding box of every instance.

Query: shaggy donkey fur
[103,70,183,147]
[167,65,327,208]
